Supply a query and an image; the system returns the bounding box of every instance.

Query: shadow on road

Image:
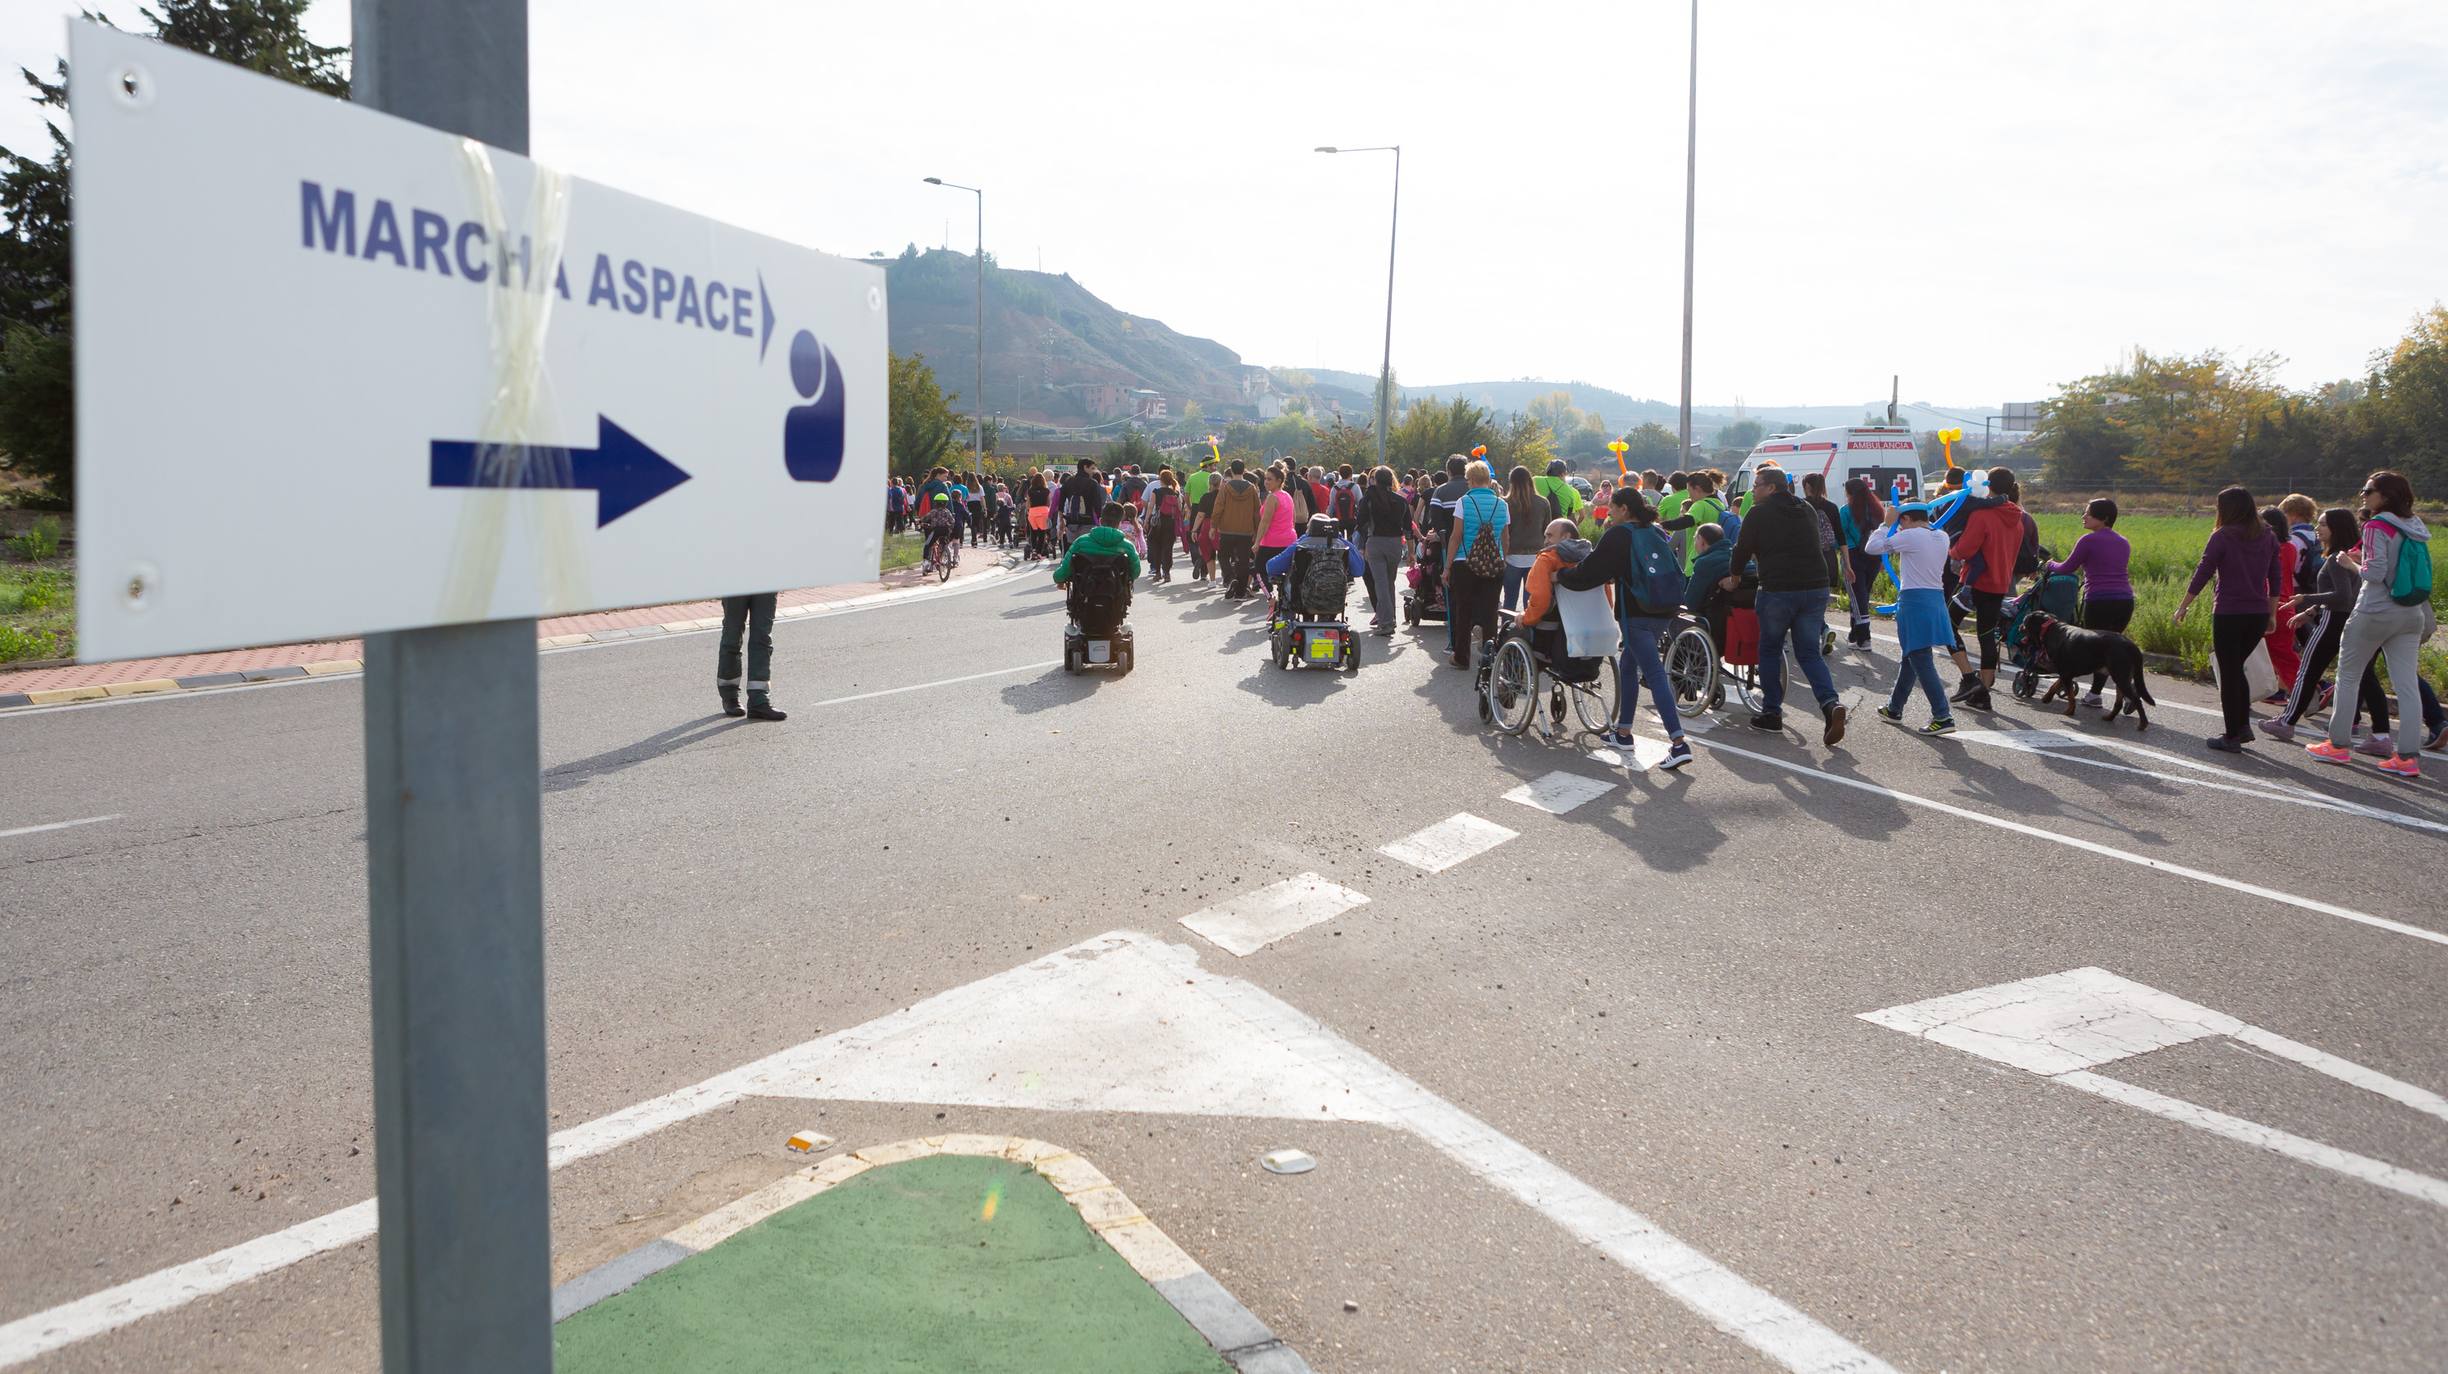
[544,714,747,793]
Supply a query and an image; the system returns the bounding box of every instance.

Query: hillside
[878,249,1998,436]
[879,247,1265,428]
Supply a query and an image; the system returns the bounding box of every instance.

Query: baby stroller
[1269,529,1361,672]
[1062,553,1136,675]
[1402,530,1448,625]
[2003,553,2076,700]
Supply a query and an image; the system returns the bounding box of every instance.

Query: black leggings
[1845,549,1882,625]
[1146,517,1176,579]
[2211,612,2265,741]
[1973,590,2008,673]
[2281,609,2393,732]
[2081,598,2134,692]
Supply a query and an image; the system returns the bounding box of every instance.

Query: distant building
[1083,382,1127,418]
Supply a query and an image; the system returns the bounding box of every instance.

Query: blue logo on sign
[784,328,845,483]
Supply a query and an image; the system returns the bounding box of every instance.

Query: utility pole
[1677,0,1699,466]
[1315,145,1401,471]
[351,2,551,1370]
[926,178,986,464]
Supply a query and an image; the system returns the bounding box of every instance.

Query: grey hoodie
[2356,512,2432,613]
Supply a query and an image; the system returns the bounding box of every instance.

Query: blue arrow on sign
[428,416,691,527]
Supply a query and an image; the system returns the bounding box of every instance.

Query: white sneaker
[2080,691,2105,709]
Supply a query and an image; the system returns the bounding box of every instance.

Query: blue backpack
[1714,500,1742,546]
[1629,525,1684,615]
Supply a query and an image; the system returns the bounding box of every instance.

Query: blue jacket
[1685,541,1733,610]
[1266,536,1365,579]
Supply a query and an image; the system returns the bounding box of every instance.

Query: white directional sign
[70,23,887,660]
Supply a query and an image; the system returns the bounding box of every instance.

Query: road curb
[551,1133,1312,1374]
[0,555,1026,715]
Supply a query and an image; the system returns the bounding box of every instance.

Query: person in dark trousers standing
[717,593,786,721]
[2173,484,2286,752]
[1799,472,1848,625]
[1836,476,1887,648]
[1719,468,1848,746]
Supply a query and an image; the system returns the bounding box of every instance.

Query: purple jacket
[2051,529,2133,601]
[2186,526,2285,614]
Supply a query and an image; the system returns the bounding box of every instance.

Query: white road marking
[2055,1072,2448,1209]
[1668,730,2448,949]
[1863,967,2448,1211]
[804,660,1060,709]
[1,931,1896,1374]
[1178,873,1372,957]
[1378,812,1518,873]
[1586,736,1675,774]
[1861,626,2223,718]
[0,564,1028,718]
[1953,729,2448,836]
[1504,770,1620,811]
[0,814,118,840]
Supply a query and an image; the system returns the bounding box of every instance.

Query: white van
[1728,426,1923,506]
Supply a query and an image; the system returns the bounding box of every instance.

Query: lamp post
[923,177,985,465]
[1676,0,1699,468]
[1315,144,1400,472]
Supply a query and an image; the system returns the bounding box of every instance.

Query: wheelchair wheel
[1575,656,1620,735]
[1666,623,1718,717]
[1062,644,1079,675]
[2013,667,2038,700]
[1486,637,1539,735]
[1733,663,1767,715]
[1341,634,1360,673]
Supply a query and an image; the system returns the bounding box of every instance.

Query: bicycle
[920,523,960,582]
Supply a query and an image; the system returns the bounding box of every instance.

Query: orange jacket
[1521,545,1607,627]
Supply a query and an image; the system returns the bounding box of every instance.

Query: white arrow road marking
[1,931,1898,1374]
[0,814,119,840]
[1863,967,2448,1210]
[1178,873,1371,957]
[1378,812,1518,873]
[1952,728,2448,836]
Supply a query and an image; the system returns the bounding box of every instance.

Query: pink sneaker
[2306,739,2353,765]
[2377,755,2422,782]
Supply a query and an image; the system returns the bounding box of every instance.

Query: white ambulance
[1728,426,1924,506]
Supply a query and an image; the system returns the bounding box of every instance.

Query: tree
[2366,305,2448,490]
[1716,418,1765,451]
[1619,421,1682,472]
[979,414,1001,453]
[1387,395,1492,471]
[888,351,960,477]
[1306,418,1377,474]
[0,1,348,504]
[1101,430,1158,470]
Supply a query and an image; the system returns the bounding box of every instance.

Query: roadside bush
[0,623,62,663]
[7,515,63,562]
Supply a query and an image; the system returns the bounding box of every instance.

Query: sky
[6,0,2446,410]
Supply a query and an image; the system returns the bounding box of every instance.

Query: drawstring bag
[1463,492,1505,579]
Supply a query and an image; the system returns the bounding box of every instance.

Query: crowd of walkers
[885,454,2440,780]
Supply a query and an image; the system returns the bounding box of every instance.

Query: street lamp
[1676,0,1699,468]
[923,176,985,466]
[1315,144,1400,472]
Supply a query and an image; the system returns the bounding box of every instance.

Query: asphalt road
[5,561,2446,1372]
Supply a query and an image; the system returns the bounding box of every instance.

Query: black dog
[2025,612,2155,729]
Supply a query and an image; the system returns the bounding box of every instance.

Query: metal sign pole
[352,3,551,1371]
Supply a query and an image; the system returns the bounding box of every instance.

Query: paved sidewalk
[0,543,1022,707]
[553,1138,1299,1374]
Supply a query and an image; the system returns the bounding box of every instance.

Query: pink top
[1258,490,1298,546]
